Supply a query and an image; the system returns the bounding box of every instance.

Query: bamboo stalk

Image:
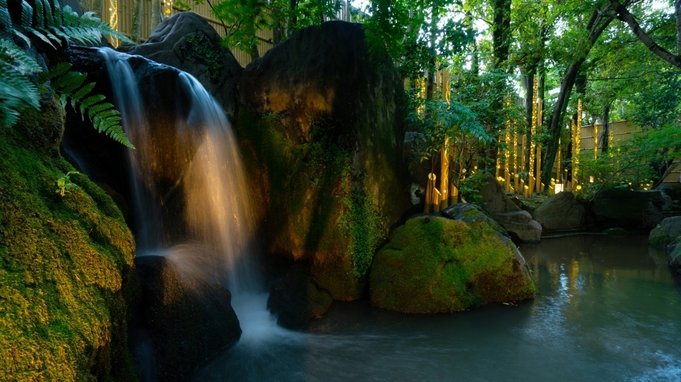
[425,173,436,213]
[450,184,459,205]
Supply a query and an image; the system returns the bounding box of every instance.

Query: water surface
[196,234,681,381]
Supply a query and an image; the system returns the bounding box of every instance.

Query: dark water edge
[195,234,681,382]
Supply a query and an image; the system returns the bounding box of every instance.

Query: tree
[610,0,681,69]
[541,1,617,187]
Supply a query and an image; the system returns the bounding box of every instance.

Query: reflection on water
[195,235,681,382]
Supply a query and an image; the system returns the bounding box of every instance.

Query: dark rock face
[477,174,542,243]
[532,191,585,231]
[131,255,241,381]
[127,12,243,118]
[61,46,206,239]
[267,264,333,330]
[591,189,664,229]
[235,21,411,302]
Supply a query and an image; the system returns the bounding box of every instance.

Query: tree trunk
[425,0,439,103]
[600,103,611,153]
[249,43,260,61]
[289,0,298,33]
[524,73,535,171]
[150,0,162,33]
[541,6,614,186]
[132,0,142,43]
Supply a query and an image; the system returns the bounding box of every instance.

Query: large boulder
[131,255,241,381]
[591,189,664,229]
[0,102,136,380]
[648,216,681,248]
[477,173,542,243]
[267,264,333,330]
[369,215,535,313]
[670,243,681,277]
[235,21,411,301]
[532,191,585,231]
[127,12,243,118]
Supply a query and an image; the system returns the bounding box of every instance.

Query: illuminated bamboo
[433,188,441,212]
[513,126,518,175]
[536,145,542,192]
[425,172,436,213]
[504,93,512,189]
[529,79,538,181]
[449,184,459,205]
[439,138,449,210]
[594,123,599,160]
[556,138,561,182]
[109,0,119,48]
[574,99,582,189]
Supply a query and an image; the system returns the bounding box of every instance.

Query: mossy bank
[0,100,137,381]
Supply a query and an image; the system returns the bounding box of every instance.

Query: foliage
[40,63,133,148]
[183,33,224,82]
[0,38,41,128]
[459,170,490,206]
[338,173,385,279]
[55,170,80,196]
[0,0,133,148]
[577,123,681,196]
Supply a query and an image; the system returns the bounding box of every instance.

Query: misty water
[196,234,681,382]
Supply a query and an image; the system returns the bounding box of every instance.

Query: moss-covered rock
[369,216,535,313]
[0,101,137,381]
[235,21,411,302]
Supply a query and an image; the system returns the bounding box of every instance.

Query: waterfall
[99,47,259,294]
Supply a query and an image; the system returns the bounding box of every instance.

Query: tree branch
[610,0,681,69]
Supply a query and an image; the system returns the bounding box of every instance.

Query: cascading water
[98,48,291,342]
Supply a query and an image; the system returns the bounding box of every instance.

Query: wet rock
[532,191,585,231]
[267,264,333,330]
[127,12,243,118]
[490,210,543,243]
[235,21,411,301]
[476,173,542,243]
[649,216,681,248]
[369,215,535,313]
[131,255,241,382]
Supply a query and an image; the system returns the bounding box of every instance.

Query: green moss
[369,216,535,313]
[182,33,225,83]
[0,112,137,381]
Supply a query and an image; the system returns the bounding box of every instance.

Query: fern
[38,63,134,148]
[0,0,135,149]
[1,0,133,49]
[0,39,40,128]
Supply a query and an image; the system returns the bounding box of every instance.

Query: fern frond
[71,81,95,107]
[0,60,40,128]
[20,0,33,28]
[33,0,45,29]
[13,30,31,46]
[78,93,106,114]
[0,39,42,75]
[0,0,12,40]
[41,0,54,28]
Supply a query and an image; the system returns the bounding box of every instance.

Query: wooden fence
[81,0,355,67]
[580,121,680,184]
